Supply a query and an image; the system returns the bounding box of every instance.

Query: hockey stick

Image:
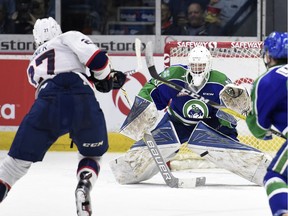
[145,41,286,140]
[121,38,143,76]
[135,38,143,72]
[143,133,206,188]
[120,38,143,107]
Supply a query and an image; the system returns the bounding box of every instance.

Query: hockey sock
[76,158,100,186]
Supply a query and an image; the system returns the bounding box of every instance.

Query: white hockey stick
[120,38,143,107]
[120,38,143,76]
[144,41,286,140]
[135,38,143,72]
[143,133,206,188]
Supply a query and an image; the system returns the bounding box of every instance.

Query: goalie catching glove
[92,70,126,93]
[219,83,251,116]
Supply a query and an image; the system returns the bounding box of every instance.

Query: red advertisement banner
[0,59,34,126]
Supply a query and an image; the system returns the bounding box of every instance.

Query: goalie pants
[264,142,288,216]
[8,72,109,162]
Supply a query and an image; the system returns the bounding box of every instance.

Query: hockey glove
[219,84,251,116]
[110,70,127,89]
[93,75,113,93]
[92,70,126,93]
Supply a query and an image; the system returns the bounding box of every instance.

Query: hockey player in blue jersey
[220,31,288,216]
[0,17,126,216]
[110,46,271,186]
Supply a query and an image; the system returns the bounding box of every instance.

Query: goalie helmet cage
[164,41,283,170]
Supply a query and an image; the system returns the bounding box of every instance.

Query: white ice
[0,151,272,216]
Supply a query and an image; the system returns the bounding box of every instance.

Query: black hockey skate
[75,172,93,216]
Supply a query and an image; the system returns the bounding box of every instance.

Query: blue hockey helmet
[263,31,288,59]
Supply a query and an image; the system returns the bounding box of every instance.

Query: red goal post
[163,41,283,170]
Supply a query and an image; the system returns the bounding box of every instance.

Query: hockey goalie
[110,46,272,186]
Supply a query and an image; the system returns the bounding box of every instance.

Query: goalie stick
[144,41,286,140]
[143,133,206,188]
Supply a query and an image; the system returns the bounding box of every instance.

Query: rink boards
[0,132,134,152]
[0,131,282,157]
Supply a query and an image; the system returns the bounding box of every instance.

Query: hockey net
[164,41,284,170]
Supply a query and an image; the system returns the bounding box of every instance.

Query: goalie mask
[33,17,62,47]
[186,46,212,87]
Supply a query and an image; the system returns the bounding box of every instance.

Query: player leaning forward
[110,46,271,186]
[221,31,288,216]
[0,17,126,216]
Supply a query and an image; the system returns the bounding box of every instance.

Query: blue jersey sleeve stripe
[86,50,108,71]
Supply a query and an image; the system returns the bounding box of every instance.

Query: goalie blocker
[120,95,158,141]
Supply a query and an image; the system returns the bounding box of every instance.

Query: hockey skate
[75,172,93,216]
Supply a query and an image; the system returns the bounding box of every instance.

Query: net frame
[164,41,263,68]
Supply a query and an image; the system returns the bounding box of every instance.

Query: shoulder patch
[276,64,288,77]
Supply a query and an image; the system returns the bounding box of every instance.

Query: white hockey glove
[219,84,251,116]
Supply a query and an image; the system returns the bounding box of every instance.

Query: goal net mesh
[164,41,283,170]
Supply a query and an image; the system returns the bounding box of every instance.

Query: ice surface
[0,151,271,216]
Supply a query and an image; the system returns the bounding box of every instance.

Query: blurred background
[0,0,286,53]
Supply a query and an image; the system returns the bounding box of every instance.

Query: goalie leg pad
[109,142,179,184]
[110,121,181,184]
[188,121,272,185]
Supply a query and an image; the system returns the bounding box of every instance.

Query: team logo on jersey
[183,99,209,119]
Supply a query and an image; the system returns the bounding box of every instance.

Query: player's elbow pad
[88,51,111,80]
